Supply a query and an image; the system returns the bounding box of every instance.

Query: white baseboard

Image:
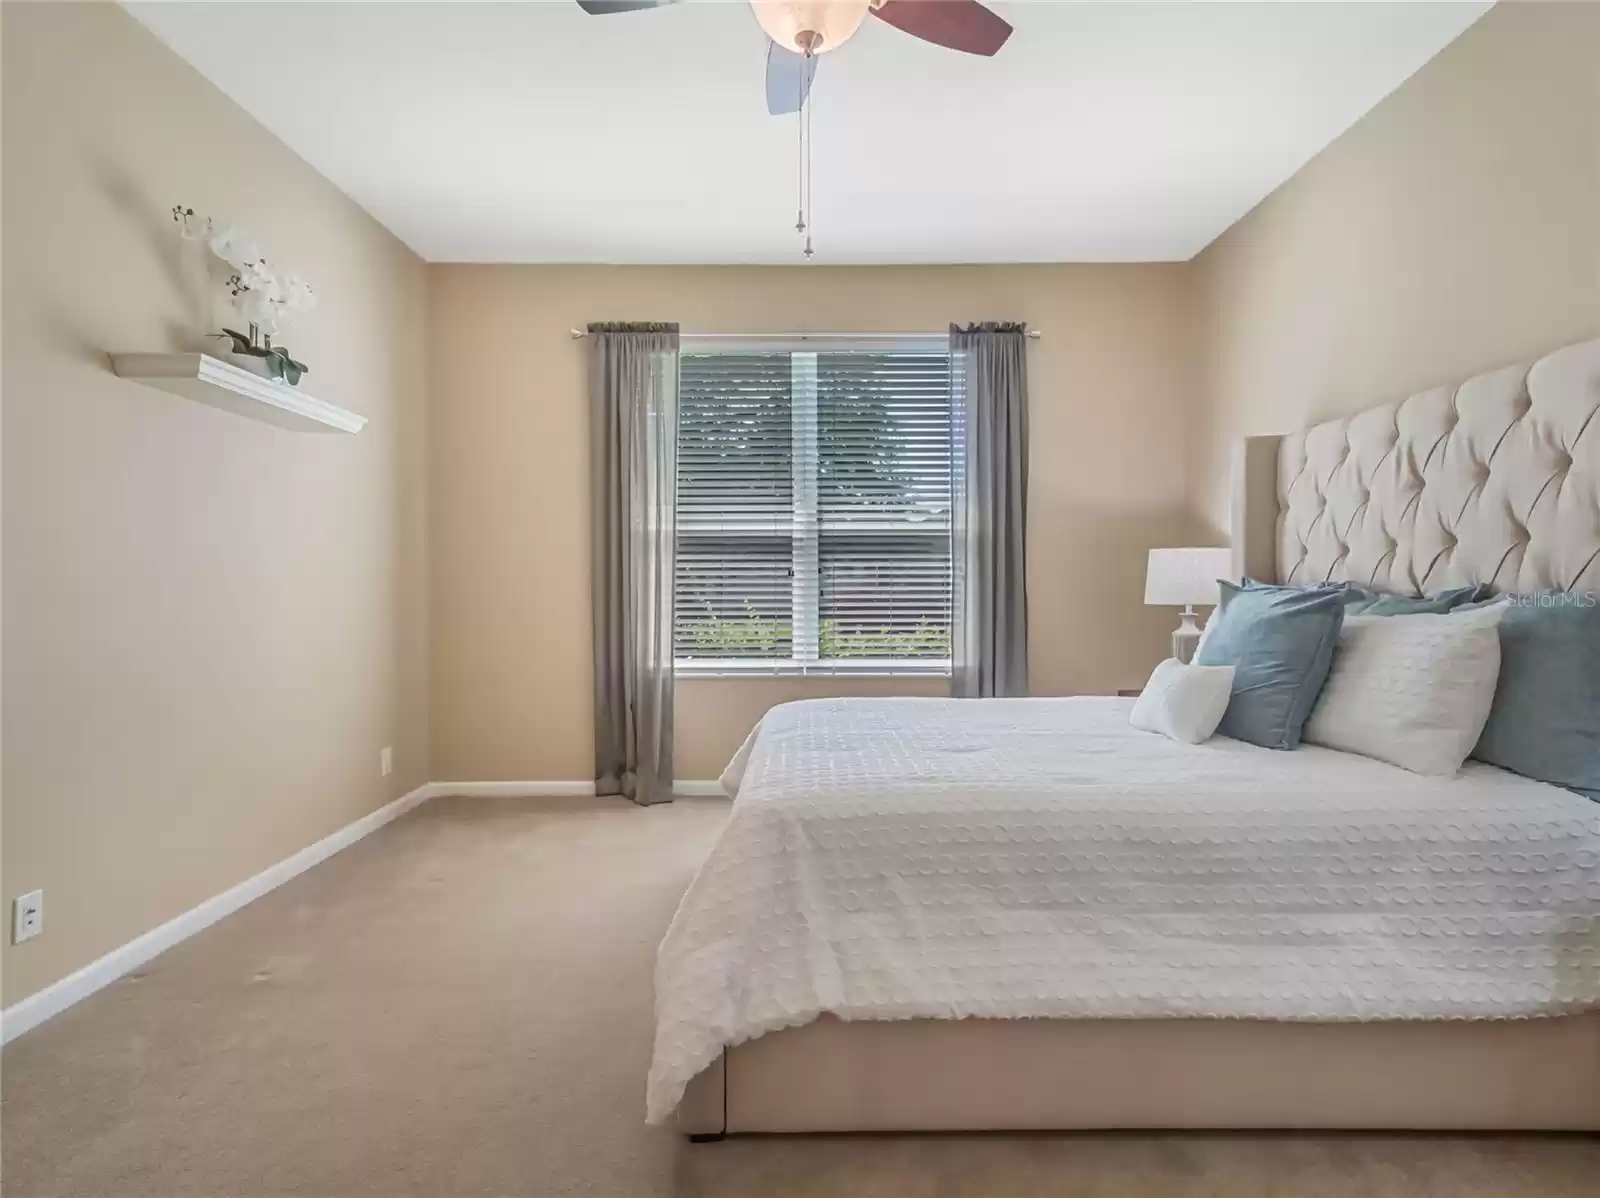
[428,780,598,798]
[429,780,727,799]
[0,782,435,1045]
[673,780,728,797]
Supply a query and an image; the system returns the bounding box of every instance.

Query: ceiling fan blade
[766,43,819,116]
[870,0,1013,57]
[575,1,674,14]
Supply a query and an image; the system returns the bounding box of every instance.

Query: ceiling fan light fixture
[749,0,872,55]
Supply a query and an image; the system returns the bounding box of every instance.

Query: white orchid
[278,273,317,318]
[239,271,317,337]
[208,224,264,275]
[174,205,315,338]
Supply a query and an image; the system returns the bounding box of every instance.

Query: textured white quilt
[647,697,1600,1122]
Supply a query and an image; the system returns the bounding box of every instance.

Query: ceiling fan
[575,0,1014,115]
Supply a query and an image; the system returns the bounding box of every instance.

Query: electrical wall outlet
[13,891,43,944]
[380,746,393,778]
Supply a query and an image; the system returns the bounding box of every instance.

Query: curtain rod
[568,329,1042,340]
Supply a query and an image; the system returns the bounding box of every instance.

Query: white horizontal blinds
[673,344,954,668]
[675,354,795,660]
[790,352,822,665]
[816,353,953,660]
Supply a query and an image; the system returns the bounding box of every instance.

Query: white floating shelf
[110,353,367,434]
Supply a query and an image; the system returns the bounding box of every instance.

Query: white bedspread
[647,697,1600,1122]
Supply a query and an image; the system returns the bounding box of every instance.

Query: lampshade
[750,0,872,55]
[1144,548,1234,608]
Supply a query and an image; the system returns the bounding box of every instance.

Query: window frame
[673,334,954,679]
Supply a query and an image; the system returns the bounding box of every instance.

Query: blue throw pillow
[1242,577,1352,594]
[1242,577,1492,615]
[1344,583,1496,616]
[1197,581,1346,750]
[1472,595,1600,800]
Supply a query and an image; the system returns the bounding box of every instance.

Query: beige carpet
[3,795,1596,1198]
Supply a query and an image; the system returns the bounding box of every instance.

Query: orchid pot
[212,325,309,387]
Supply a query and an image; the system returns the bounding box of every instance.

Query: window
[674,339,953,674]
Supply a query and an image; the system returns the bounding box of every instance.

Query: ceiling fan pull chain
[803,54,815,260]
[794,54,806,235]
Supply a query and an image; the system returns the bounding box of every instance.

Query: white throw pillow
[1130,658,1236,745]
[1303,603,1507,776]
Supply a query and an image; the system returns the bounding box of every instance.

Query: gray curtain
[589,322,680,805]
[949,322,1030,698]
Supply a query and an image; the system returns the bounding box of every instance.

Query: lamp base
[1172,606,1203,664]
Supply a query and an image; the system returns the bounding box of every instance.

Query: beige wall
[1190,0,1600,536]
[429,265,1199,780]
[1,4,430,1006]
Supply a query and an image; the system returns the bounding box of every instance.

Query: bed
[656,336,1600,1136]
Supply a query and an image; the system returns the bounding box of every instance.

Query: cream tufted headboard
[1232,337,1600,596]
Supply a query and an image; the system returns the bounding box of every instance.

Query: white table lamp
[1145,547,1234,663]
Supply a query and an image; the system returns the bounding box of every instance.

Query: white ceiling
[127,1,1492,264]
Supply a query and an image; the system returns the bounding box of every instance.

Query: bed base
[678,1013,1600,1135]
